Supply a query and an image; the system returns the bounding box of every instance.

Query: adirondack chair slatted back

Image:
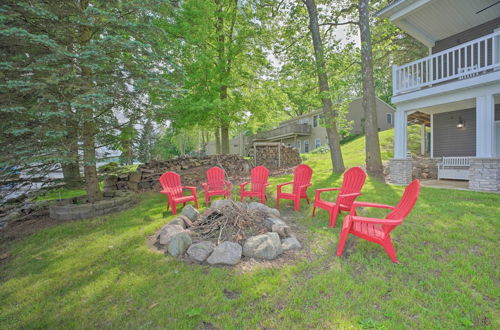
[337,167,366,207]
[292,164,312,194]
[250,166,269,192]
[159,172,183,198]
[206,167,225,190]
[386,179,420,223]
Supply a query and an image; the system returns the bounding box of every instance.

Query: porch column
[470,94,499,191]
[420,123,426,156]
[389,109,412,185]
[476,94,495,158]
[394,110,408,159]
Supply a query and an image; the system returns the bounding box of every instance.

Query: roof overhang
[377,0,500,48]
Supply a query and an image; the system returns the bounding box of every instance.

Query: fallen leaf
[149,303,158,309]
[0,252,10,260]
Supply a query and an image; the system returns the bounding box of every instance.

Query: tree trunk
[221,123,230,154]
[62,115,82,188]
[214,127,221,154]
[304,0,345,173]
[79,15,102,202]
[359,0,384,180]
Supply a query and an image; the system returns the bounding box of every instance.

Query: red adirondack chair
[159,171,198,215]
[336,179,421,263]
[276,164,313,211]
[240,166,269,204]
[202,166,231,206]
[312,167,366,228]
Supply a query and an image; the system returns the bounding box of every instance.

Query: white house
[378,0,500,191]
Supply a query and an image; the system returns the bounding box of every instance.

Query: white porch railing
[393,31,500,95]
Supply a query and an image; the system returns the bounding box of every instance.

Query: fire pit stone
[156,200,301,266]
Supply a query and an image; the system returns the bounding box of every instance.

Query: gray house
[250,96,395,153]
[378,0,500,191]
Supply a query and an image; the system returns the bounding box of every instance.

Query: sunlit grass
[1,132,499,328]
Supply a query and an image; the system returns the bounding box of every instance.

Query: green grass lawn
[1,133,499,328]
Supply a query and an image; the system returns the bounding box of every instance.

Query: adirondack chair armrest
[351,216,401,225]
[315,187,340,199]
[298,183,311,192]
[277,181,293,193]
[349,202,394,215]
[339,192,362,198]
[183,186,197,194]
[239,181,249,189]
[352,202,395,210]
[225,181,231,189]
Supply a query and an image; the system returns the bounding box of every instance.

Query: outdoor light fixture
[457,117,465,128]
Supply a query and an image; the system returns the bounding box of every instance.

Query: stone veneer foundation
[468,158,500,192]
[388,159,413,185]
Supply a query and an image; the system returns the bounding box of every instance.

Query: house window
[296,140,301,152]
[315,138,321,148]
[299,118,309,125]
[313,115,318,127]
[304,140,309,153]
[387,113,393,124]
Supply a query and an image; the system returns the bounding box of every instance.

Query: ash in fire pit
[155,200,302,266]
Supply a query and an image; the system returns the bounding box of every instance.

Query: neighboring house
[378,0,500,191]
[205,134,251,156]
[251,96,395,153]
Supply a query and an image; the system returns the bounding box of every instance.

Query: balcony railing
[253,123,311,141]
[393,31,500,95]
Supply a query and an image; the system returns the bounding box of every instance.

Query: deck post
[420,123,426,156]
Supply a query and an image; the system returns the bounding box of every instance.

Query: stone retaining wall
[49,191,139,220]
[412,156,438,180]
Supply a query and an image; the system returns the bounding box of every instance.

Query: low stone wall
[49,191,139,220]
[387,157,438,184]
[412,156,438,180]
[254,144,301,170]
[469,158,500,191]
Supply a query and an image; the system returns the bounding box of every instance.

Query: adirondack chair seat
[312,167,366,227]
[348,217,388,240]
[276,164,313,211]
[164,193,197,204]
[313,197,351,213]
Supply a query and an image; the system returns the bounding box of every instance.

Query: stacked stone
[388,159,413,185]
[469,158,500,191]
[49,191,139,221]
[411,156,438,179]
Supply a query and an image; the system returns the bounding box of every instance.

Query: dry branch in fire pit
[190,201,270,245]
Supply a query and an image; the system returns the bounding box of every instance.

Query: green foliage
[0,0,177,195]
[97,162,139,176]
